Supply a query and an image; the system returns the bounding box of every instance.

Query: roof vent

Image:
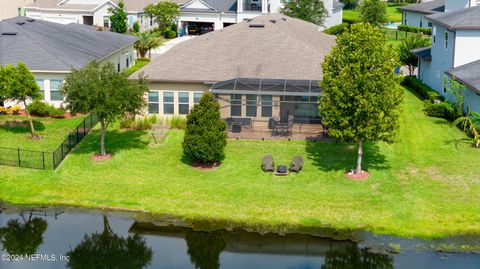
[2,32,17,36]
[281,17,287,21]
[26,18,35,22]
[16,21,25,25]
[270,19,276,24]
[246,19,253,22]
[249,24,265,28]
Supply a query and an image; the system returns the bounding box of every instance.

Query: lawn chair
[262,155,275,172]
[289,156,304,173]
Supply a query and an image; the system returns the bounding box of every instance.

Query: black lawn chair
[289,156,304,173]
[262,155,275,172]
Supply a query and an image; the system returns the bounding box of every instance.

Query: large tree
[1,63,42,137]
[144,1,180,33]
[319,23,402,174]
[279,0,328,27]
[62,61,148,156]
[109,1,128,33]
[358,0,388,26]
[398,34,430,75]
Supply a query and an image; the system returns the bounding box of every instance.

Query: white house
[0,0,35,20]
[0,17,137,107]
[413,6,480,112]
[24,0,343,34]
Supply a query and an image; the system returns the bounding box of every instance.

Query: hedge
[401,76,444,102]
[397,24,432,35]
[423,101,461,122]
[324,23,349,35]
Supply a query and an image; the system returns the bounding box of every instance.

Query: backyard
[0,88,479,238]
[343,4,404,23]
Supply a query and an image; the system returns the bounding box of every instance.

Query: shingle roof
[446,60,480,93]
[426,6,480,30]
[0,17,137,72]
[27,0,186,13]
[411,47,432,61]
[398,0,445,14]
[133,14,336,83]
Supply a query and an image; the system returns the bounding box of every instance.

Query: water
[385,23,400,29]
[0,206,479,269]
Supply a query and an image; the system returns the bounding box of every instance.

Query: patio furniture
[285,115,294,135]
[275,164,289,176]
[269,117,282,136]
[262,155,275,172]
[289,156,304,173]
[226,117,253,133]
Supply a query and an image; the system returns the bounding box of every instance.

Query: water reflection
[322,244,393,269]
[186,231,225,269]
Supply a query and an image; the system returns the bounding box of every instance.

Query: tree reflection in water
[322,243,393,269]
[0,210,48,255]
[66,216,152,269]
[185,230,226,269]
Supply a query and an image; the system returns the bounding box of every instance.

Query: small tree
[133,21,140,33]
[320,23,403,174]
[398,34,430,75]
[280,0,328,27]
[144,1,180,33]
[454,111,480,148]
[134,32,163,58]
[109,1,128,33]
[358,0,388,26]
[1,63,41,137]
[62,61,148,156]
[183,93,227,164]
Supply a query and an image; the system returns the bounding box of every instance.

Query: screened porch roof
[210,78,322,97]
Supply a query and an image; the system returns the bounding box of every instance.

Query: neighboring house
[412,6,480,112]
[0,17,137,107]
[399,0,479,28]
[132,14,336,128]
[25,0,343,33]
[0,0,34,20]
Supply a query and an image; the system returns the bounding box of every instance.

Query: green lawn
[0,115,84,151]
[343,4,404,23]
[0,88,479,238]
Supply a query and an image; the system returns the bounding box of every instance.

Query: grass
[0,88,480,238]
[125,58,150,77]
[343,4,405,23]
[0,115,84,151]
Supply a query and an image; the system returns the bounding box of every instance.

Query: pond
[0,205,479,269]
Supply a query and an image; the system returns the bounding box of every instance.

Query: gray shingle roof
[446,60,480,93]
[0,17,137,72]
[134,14,336,83]
[411,47,432,61]
[27,0,186,13]
[180,0,236,13]
[398,0,445,14]
[426,6,480,30]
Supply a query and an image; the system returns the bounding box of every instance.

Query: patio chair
[262,155,275,172]
[289,156,304,173]
[285,115,294,135]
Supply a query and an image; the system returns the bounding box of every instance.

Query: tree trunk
[100,119,107,156]
[355,140,363,174]
[148,49,151,59]
[23,100,36,137]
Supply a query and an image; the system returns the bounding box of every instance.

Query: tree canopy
[133,32,163,59]
[0,212,48,255]
[185,231,225,269]
[358,0,388,26]
[319,23,402,174]
[109,1,128,33]
[398,34,430,75]
[62,61,148,156]
[279,0,328,27]
[144,1,180,33]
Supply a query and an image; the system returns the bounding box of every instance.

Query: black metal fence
[0,114,98,170]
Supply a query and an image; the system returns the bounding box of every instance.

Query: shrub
[135,117,152,130]
[27,100,51,117]
[423,101,461,122]
[166,116,186,130]
[164,29,177,39]
[324,23,349,35]
[401,76,444,102]
[183,93,227,164]
[397,24,431,35]
[133,21,140,33]
[343,18,360,25]
[148,114,158,124]
[50,107,66,118]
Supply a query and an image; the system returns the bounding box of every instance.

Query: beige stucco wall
[0,0,34,20]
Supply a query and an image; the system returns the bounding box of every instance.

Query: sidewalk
[150,36,196,55]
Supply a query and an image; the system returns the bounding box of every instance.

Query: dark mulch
[191,161,221,170]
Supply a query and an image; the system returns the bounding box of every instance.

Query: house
[412,6,480,112]
[398,0,479,29]
[0,0,34,20]
[24,0,343,34]
[132,14,335,130]
[0,17,137,107]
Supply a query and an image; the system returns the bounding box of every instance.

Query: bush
[401,76,444,102]
[133,21,140,33]
[343,18,360,25]
[165,116,186,130]
[397,24,431,35]
[27,100,51,117]
[183,93,226,164]
[164,29,177,39]
[50,107,66,118]
[424,101,461,122]
[324,23,349,35]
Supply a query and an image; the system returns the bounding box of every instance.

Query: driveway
[150,36,196,55]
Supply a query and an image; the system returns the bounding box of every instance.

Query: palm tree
[453,111,480,148]
[133,32,163,59]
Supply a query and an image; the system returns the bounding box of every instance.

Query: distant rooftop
[0,17,137,72]
[398,0,445,14]
[426,6,480,30]
[446,60,480,93]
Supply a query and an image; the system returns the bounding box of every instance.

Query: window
[194,92,203,104]
[178,92,189,115]
[126,55,130,68]
[36,79,44,99]
[148,91,159,114]
[231,94,242,116]
[246,95,257,117]
[420,19,423,28]
[163,91,174,114]
[103,16,110,28]
[128,15,134,26]
[18,7,21,16]
[444,32,449,50]
[428,21,432,28]
[261,95,272,117]
[50,80,63,101]
[403,12,407,25]
[432,26,436,43]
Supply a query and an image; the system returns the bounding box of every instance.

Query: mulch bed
[345,170,370,180]
[191,161,221,170]
[91,154,112,161]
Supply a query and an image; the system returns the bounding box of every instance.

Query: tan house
[133,14,336,136]
[0,0,34,20]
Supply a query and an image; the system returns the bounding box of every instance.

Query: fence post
[76,127,79,143]
[53,152,56,170]
[83,119,86,136]
[90,113,93,128]
[42,151,45,170]
[17,147,21,167]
